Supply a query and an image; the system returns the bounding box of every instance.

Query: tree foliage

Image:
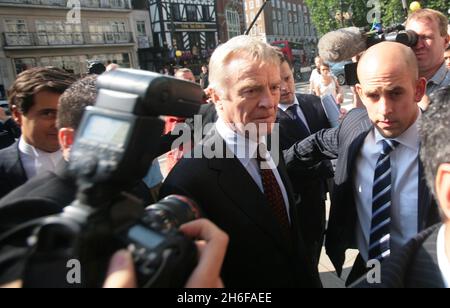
[306,0,449,35]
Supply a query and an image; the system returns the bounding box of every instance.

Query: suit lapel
[5,142,27,185]
[206,131,294,253]
[297,95,319,133]
[418,160,434,231]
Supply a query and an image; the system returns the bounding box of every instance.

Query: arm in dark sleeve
[3,118,21,139]
[284,125,340,173]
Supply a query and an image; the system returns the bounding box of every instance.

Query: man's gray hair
[209,35,281,93]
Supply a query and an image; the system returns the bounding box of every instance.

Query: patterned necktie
[287,104,311,138]
[369,139,399,262]
[257,144,291,238]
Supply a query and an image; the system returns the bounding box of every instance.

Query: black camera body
[22,69,204,288]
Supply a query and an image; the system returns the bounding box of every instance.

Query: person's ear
[11,105,22,126]
[58,128,75,151]
[436,163,450,221]
[210,88,225,111]
[414,77,427,103]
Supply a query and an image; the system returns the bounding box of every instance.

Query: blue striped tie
[368,139,399,262]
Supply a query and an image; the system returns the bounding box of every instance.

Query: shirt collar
[437,224,450,288]
[216,117,265,167]
[18,136,62,162]
[428,62,449,86]
[374,109,421,151]
[278,94,299,112]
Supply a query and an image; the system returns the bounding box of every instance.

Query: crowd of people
[0,8,449,288]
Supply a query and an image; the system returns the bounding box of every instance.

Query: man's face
[444,49,450,69]
[177,72,196,83]
[280,62,296,105]
[356,65,425,138]
[407,19,449,75]
[13,90,60,153]
[215,58,281,136]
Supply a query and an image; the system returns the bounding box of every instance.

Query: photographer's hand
[103,250,137,288]
[180,219,229,288]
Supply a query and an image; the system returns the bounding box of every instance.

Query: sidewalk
[319,199,358,288]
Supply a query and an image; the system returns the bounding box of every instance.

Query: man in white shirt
[285,41,440,285]
[309,56,323,94]
[357,85,450,288]
[0,67,75,199]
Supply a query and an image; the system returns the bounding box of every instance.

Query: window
[273,22,278,35]
[226,9,241,39]
[249,1,254,9]
[136,21,146,36]
[4,19,31,46]
[186,5,197,22]
[202,5,210,22]
[171,4,181,21]
[206,32,216,49]
[14,58,36,75]
[35,20,82,46]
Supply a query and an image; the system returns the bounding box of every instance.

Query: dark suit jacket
[0,119,20,150]
[358,224,446,288]
[284,108,440,276]
[0,141,27,199]
[160,128,322,288]
[276,94,333,261]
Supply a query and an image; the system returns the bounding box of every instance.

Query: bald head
[355,41,426,139]
[358,42,419,82]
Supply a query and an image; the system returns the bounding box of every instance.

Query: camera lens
[145,195,202,231]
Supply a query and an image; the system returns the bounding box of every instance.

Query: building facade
[216,0,246,44]
[148,0,218,74]
[243,0,318,65]
[0,0,140,91]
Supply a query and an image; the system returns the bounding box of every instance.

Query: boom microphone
[318,27,368,63]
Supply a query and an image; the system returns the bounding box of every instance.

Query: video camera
[319,24,419,86]
[19,69,205,288]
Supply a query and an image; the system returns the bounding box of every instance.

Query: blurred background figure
[106,63,120,72]
[314,62,344,105]
[163,68,197,175]
[87,61,106,75]
[309,56,323,94]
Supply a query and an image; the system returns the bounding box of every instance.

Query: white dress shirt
[354,112,421,262]
[437,225,450,288]
[18,136,62,179]
[278,95,311,133]
[215,118,291,221]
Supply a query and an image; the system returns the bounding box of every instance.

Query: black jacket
[284,108,440,276]
[276,94,333,264]
[0,118,20,150]
[160,127,322,288]
[0,141,27,199]
[358,224,446,288]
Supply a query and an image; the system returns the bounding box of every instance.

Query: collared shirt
[278,95,311,133]
[427,62,450,96]
[215,118,291,221]
[18,136,62,179]
[437,224,450,288]
[354,111,421,262]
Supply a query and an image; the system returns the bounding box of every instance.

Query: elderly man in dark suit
[160,35,321,287]
[285,42,441,285]
[276,54,333,266]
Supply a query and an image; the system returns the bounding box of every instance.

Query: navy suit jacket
[284,108,440,276]
[0,141,27,199]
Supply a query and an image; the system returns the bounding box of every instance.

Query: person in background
[163,68,197,175]
[200,64,209,90]
[314,63,344,105]
[309,56,323,94]
[0,67,75,199]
